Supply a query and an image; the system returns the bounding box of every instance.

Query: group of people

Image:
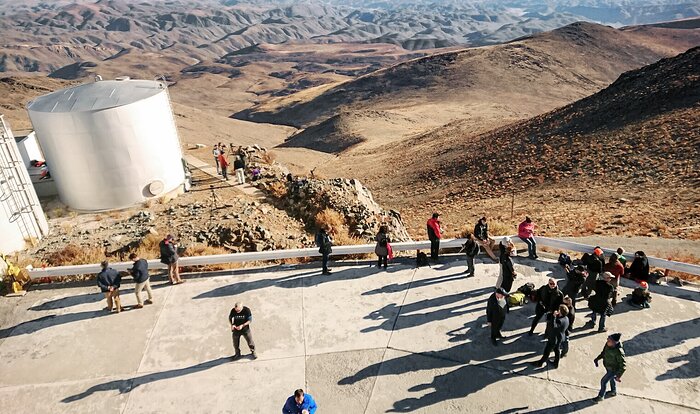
[213,142,248,184]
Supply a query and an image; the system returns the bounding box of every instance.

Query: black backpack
[416,252,429,267]
[558,253,572,267]
[517,282,536,297]
[378,234,388,247]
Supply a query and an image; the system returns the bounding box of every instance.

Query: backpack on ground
[508,292,527,307]
[558,253,572,267]
[517,282,536,297]
[416,251,429,267]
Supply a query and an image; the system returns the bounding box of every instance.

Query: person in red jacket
[427,213,442,261]
[218,150,229,180]
[604,254,625,306]
[518,216,537,259]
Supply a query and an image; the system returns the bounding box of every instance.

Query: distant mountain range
[0,0,697,74]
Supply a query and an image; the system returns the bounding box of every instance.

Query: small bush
[315,209,347,231]
[45,244,106,266]
[267,181,288,199]
[583,218,598,234]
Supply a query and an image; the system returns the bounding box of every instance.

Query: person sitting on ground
[629,281,652,309]
[581,248,605,298]
[593,333,626,403]
[497,244,517,292]
[562,265,587,308]
[628,251,650,282]
[561,296,575,357]
[375,225,391,270]
[529,278,564,336]
[486,287,510,346]
[531,304,569,369]
[615,247,627,269]
[426,213,443,262]
[315,226,333,275]
[604,254,625,306]
[97,261,122,313]
[587,272,614,333]
[461,232,480,278]
[129,253,153,309]
[251,167,261,181]
[518,216,538,259]
[474,216,498,261]
[283,389,317,414]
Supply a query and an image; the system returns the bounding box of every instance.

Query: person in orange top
[426,213,442,261]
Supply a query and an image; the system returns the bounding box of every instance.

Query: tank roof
[27,79,166,113]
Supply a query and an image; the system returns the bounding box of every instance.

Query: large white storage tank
[26,78,186,211]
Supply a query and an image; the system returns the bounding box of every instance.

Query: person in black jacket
[531,304,569,369]
[562,265,587,308]
[233,155,246,185]
[529,278,564,335]
[160,235,183,285]
[587,272,614,332]
[561,296,575,357]
[486,288,510,346]
[129,253,153,309]
[461,232,480,277]
[628,251,650,282]
[316,226,333,275]
[497,245,517,292]
[97,261,122,313]
[474,217,497,261]
[581,248,605,298]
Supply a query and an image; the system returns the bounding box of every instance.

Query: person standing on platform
[426,213,443,262]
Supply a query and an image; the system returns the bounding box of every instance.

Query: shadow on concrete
[28,282,171,312]
[624,317,700,357]
[522,397,598,413]
[656,345,699,381]
[362,287,492,333]
[362,272,468,296]
[61,357,230,403]
[0,310,107,340]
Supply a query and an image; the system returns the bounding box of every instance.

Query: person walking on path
[129,253,153,309]
[587,272,614,333]
[461,232,480,277]
[233,155,246,185]
[159,234,183,285]
[593,333,626,403]
[375,225,391,270]
[531,304,569,369]
[518,216,538,259]
[283,389,317,414]
[229,302,256,361]
[218,150,229,180]
[486,287,510,346]
[97,261,122,313]
[496,244,517,292]
[426,213,442,261]
[529,278,563,336]
[474,217,497,261]
[213,144,221,175]
[316,226,333,275]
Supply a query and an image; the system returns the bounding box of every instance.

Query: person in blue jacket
[283,389,317,414]
[97,260,122,313]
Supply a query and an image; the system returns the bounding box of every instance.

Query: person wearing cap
[96,261,122,313]
[159,235,183,285]
[560,296,575,357]
[129,252,153,309]
[496,243,517,292]
[562,265,587,308]
[529,278,563,336]
[518,216,538,259]
[593,333,626,402]
[426,213,442,261]
[486,288,510,346]
[229,302,256,361]
[531,304,569,368]
[581,248,605,298]
[283,388,317,414]
[587,272,614,332]
[604,254,625,306]
[474,217,498,261]
[630,281,652,309]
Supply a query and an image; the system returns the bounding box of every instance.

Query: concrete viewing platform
[0,256,698,413]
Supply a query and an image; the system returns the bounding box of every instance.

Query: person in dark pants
[229,302,256,361]
[588,272,614,332]
[561,296,575,357]
[97,261,122,313]
[581,248,605,298]
[474,216,497,261]
[593,333,626,403]
[531,304,569,369]
[518,216,538,259]
[316,226,333,275]
[426,213,442,261]
[375,225,391,270]
[529,278,564,335]
[486,288,510,346]
[628,251,650,282]
[497,244,517,292]
[461,232,480,277]
[562,265,587,308]
[218,150,229,180]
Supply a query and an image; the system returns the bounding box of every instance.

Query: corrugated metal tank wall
[27,80,185,211]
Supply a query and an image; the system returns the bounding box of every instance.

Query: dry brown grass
[260,151,276,164]
[44,244,106,266]
[583,218,598,234]
[315,208,347,231]
[267,181,288,199]
[180,243,243,272]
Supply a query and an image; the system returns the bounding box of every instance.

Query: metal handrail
[26,236,700,279]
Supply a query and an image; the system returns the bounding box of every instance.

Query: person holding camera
[159,234,183,285]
